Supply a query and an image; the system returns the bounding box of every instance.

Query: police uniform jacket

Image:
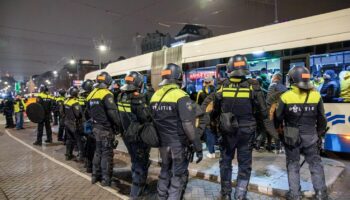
[56,96,65,117]
[86,87,119,131]
[64,97,82,128]
[276,86,327,147]
[37,92,54,117]
[117,92,150,133]
[213,77,269,128]
[150,84,199,149]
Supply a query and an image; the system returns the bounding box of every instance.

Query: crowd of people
[1,54,329,200]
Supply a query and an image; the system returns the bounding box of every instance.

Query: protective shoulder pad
[247,78,261,91]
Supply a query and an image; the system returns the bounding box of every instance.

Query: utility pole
[274,0,279,23]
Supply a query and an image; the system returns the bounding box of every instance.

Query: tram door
[280,54,310,85]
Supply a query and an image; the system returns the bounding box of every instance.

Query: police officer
[150,63,203,200]
[118,71,151,199]
[110,80,121,103]
[212,55,278,200]
[276,66,328,200]
[56,89,66,141]
[81,79,95,173]
[34,85,54,145]
[3,92,15,129]
[64,86,84,160]
[87,72,120,186]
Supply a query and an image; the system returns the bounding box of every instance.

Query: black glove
[112,138,119,149]
[196,151,203,164]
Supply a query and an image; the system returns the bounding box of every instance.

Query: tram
[85,8,350,153]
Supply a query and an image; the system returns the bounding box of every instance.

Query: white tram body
[85,8,350,152]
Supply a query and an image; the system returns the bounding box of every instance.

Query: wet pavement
[0,118,349,199]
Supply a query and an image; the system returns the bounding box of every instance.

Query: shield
[26,103,45,123]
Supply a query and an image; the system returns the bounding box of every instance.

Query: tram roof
[85,8,350,80]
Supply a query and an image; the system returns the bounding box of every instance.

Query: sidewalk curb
[113,148,345,198]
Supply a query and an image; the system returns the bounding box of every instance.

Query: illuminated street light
[69,59,76,65]
[53,70,58,75]
[4,81,8,85]
[99,44,107,52]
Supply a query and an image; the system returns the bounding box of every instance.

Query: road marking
[5,129,129,200]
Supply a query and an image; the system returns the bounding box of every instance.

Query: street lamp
[99,44,107,52]
[69,57,79,80]
[4,81,8,85]
[53,70,58,75]
[93,36,111,70]
[69,59,76,65]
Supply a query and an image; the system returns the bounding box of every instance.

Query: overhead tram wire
[0,25,91,41]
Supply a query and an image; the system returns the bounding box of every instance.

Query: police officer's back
[150,63,203,200]
[3,92,15,128]
[118,71,151,199]
[33,85,54,145]
[81,79,95,173]
[56,89,66,141]
[275,66,328,200]
[86,72,120,186]
[213,55,278,200]
[64,87,83,160]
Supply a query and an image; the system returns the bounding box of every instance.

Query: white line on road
[5,129,129,200]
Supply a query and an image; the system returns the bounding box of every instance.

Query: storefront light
[252,50,265,55]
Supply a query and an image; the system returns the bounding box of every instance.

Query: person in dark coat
[320,69,340,103]
[3,92,15,128]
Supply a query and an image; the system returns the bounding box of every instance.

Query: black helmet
[81,79,94,93]
[287,66,314,90]
[96,72,113,87]
[58,89,66,97]
[227,55,250,77]
[67,86,79,98]
[121,71,144,92]
[39,84,48,93]
[159,63,182,86]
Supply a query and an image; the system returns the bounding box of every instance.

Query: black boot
[91,175,101,184]
[65,154,75,160]
[219,180,232,200]
[45,139,52,143]
[217,194,231,200]
[234,180,249,200]
[101,179,111,187]
[33,141,42,146]
[286,191,301,200]
[315,190,329,200]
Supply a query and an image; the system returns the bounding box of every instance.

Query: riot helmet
[96,72,113,88]
[58,89,66,97]
[226,55,250,77]
[287,66,314,90]
[81,79,94,93]
[39,84,48,93]
[121,71,144,92]
[67,86,79,98]
[159,63,183,86]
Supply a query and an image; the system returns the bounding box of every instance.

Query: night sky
[1,0,350,80]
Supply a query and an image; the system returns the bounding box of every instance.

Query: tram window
[249,58,280,80]
[310,51,350,103]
